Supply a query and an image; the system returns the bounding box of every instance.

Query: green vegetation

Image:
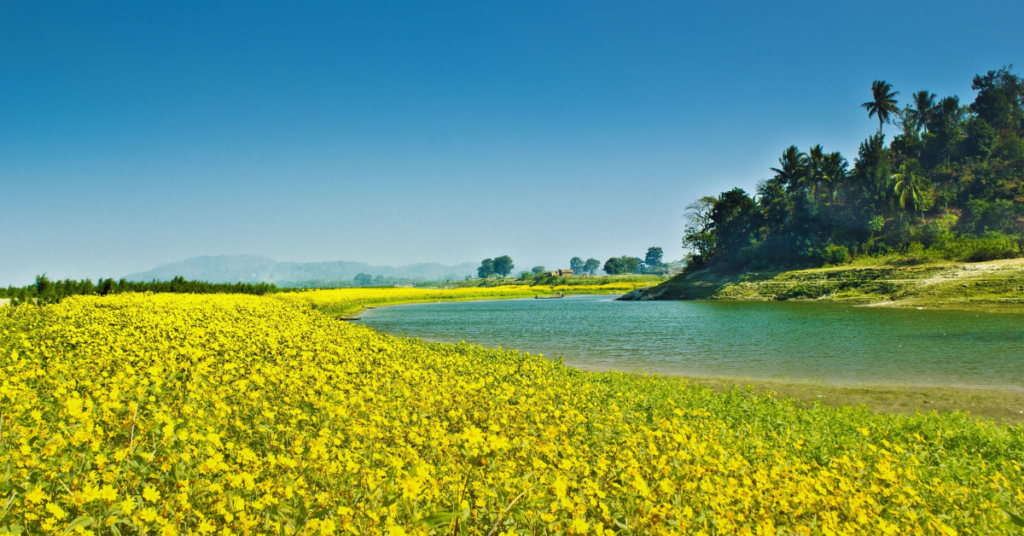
[681,67,1024,273]
[602,255,641,275]
[599,247,673,276]
[0,274,279,305]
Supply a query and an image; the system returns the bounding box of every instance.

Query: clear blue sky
[2,0,1022,285]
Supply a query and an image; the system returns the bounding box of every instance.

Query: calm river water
[357,295,1024,390]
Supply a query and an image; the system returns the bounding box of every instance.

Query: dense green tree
[909,91,937,133]
[644,247,664,268]
[583,258,601,276]
[819,151,849,220]
[891,163,927,218]
[853,133,893,212]
[569,257,584,274]
[804,145,826,198]
[492,255,514,277]
[963,117,997,161]
[603,256,641,275]
[531,265,546,275]
[602,258,623,275]
[769,146,808,192]
[970,66,1024,132]
[682,196,717,259]
[710,188,762,261]
[477,259,495,279]
[862,80,900,134]
[353,273,373,286]
[34,274,51,295]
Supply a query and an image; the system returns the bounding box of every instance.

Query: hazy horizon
[3,1,1021,286]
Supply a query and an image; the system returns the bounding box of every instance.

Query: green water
[357,295,1024,390]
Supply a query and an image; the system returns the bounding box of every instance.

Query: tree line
[0,275,279,306]
[531,248,667,277]
[474,248,670,279]
[683,67,1024,271]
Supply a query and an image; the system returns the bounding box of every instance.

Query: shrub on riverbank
[1,294,1022,535]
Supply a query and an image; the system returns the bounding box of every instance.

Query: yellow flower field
[272,285,655,316]
[1,293,1022,535]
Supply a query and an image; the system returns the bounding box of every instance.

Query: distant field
[273,283,658,316]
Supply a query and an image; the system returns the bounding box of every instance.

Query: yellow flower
[553,476,568,498]
[488,435,510,451]
[387,527,406,536]
[462,426,484,444]
[45,502,67,520]
[25,487,47,504]
[1,289,1019,536]
[139,508,158,523]
[400,477,421,500]
[142,485,161,503]
[99,485,118,502]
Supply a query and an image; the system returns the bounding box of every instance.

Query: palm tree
[891,164,926,219]
[802,144,826,199]
[769,146,808,191]
[909,90,936,133]
[819,151,849,221]
[861,80,900,134]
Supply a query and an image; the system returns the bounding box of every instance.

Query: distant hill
[123,255,478,286]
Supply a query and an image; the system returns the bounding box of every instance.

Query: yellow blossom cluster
[1,293,1022,535]
[270,285,653,317]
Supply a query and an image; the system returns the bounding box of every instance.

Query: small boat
[535,293,565,299]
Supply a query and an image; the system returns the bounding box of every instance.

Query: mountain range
[123,255,478,285]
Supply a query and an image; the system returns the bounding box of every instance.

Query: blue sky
[2,0,1022,285]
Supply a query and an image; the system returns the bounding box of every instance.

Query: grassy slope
[625,257,1024,308]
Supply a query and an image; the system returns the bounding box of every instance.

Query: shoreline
[676,374,1024,425]
[570,365,1024,425]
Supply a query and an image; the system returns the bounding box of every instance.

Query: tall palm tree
[909,90,936,133]
[861,80,900,134]
[819,151,849,221]
[769,145,808,191]
[891,164,926,219]
[803,144,826,199]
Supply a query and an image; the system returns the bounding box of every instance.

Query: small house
[549,269,574,277]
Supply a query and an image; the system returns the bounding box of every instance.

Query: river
[356,295,1024,390]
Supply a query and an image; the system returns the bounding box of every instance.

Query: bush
[821,244,851,265]
[929,232,1022,262]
